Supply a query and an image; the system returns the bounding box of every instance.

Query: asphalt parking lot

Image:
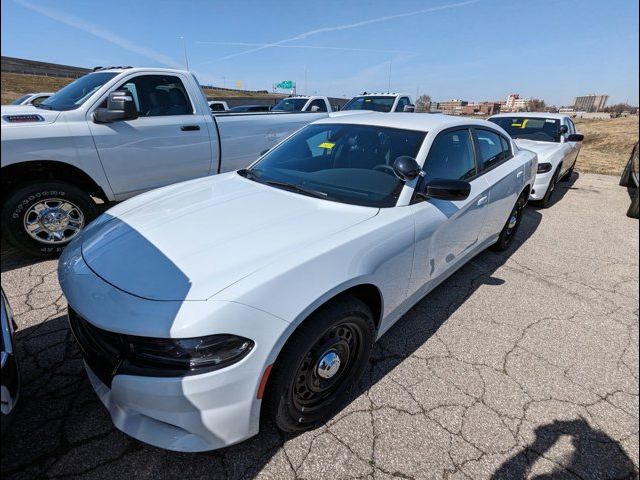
[1,172,638,480]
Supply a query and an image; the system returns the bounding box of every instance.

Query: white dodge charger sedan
[59,113,537,452]
[489,113,583,207]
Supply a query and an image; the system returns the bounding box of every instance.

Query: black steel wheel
[491,193,526,252]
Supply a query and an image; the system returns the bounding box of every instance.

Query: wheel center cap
[317,350,341,379]
[508,214,518,229]
[41,209,69,231]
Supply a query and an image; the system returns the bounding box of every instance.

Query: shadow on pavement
[1,206,556,479]
[491,418,638,479]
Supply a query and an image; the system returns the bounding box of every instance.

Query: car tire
[266,295,375,433]
[491,193,527,252]
[1,181,97,258]
[536,167,560,209]
[627,188,639,219]
[560,164,574,182]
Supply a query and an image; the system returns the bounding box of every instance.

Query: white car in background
[9,92,54,106]
[59,113,536,452]
[342,92,415,113]
[489,113,583,207]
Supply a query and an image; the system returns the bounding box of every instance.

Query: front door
[88,73,213,199]
[408,127,490,294]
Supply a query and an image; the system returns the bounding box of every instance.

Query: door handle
[477,196,488,206]
[516,170,524,178]
[180,125,200,131]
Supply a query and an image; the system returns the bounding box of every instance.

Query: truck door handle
[516,170,524,178]
[477,196,488,206]
[181,125,200,131]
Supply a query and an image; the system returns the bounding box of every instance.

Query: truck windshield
[239,123,426,208]
[37,72,118,111]
[489,117,561,143]
[272,98,308,112]
[343,96,395,113]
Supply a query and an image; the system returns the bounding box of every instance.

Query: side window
[308,99,327,112]
[500,135,512,158]
[475,129,508,170]
[566,118,576,135]
[423,129,477,182]
[31,96,49,106]
[113,75,193,117]
[394,97,409,112]
[210,103,225,112]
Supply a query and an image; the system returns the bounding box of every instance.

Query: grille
[68,307,124,387]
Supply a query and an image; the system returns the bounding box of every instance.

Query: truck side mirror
[559,125,568,134]
[93,90,139,123]
[310,105,320,112]
[403,105,415,113]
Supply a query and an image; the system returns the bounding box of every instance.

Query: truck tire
[1,181,98,258]
[627,188,639,219]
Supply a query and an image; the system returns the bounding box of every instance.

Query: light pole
[180,36,190,71]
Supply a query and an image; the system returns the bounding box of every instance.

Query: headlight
[537,162,553,173]
[129,334,254,372]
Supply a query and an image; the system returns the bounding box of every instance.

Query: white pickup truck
[342,93,415,113]
[0,67,333,256]
[271,96,333,113]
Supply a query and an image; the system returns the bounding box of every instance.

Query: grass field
[0,72,282,105]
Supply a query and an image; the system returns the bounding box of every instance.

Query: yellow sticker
[318,142,335,149]
[511,119,529,129]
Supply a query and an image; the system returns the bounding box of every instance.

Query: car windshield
[37,72,118,111]
[489,116,561,142]
[272,98,308,112]
[239,123,426,207]
[343,96,396,113]
[11,94,32,105]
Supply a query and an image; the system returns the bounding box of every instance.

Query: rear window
[343,96,396,113]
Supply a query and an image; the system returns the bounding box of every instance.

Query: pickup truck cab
[1,67,331,256]
[271,96,332,113]
[342,93,414,113]
[489,113,583,207]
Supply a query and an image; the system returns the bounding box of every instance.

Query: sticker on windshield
[511,119,529,128]
[318,142,335,149]
[545,119,556,123]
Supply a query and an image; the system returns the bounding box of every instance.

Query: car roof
[490,112,569,120]
[316,113,497,132]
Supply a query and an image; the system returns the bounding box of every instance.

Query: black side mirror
[566,133,584,142]
[393,156,422,181]
[93,90,138,123]
[422,179,471,201]
[559,125,569,134]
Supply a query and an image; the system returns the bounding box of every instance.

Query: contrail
[215,0,480,61]
[196,41,410,54]
[13,0,183,69]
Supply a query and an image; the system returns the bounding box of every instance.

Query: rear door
[88,73,213,199]
[408,127,491,292]
[473,127,523,241]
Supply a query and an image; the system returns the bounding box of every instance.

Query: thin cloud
[215,0,481,61]
[196,41,411,54]
[13,0,183,69]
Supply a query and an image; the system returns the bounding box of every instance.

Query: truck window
[343,96,395,113]
[308,99,327,112]
[113,75,194,117]
[272,98,308,112]
[394,97,410,112]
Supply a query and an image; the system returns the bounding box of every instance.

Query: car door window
[423,129,477,182]
[114,75,193,117]
[308,99,327,112]
[475,129,509,170]
[31,96,49,106]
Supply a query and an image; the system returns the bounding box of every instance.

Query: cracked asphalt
[1,173,638,479]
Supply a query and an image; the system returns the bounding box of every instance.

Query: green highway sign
[276,80,294,89]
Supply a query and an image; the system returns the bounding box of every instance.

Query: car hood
[0,105,62,126]
[513,139,561,161]
[81,173,378,301]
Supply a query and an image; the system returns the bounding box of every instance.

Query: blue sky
[2,0,638,105]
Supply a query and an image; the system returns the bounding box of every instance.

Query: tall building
[436,99,468,114]
[504,93,529,112]
[573,94,609,112]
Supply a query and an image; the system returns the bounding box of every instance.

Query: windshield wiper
[265,180,328,199]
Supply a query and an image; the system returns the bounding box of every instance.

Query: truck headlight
[537,162,553,173]
[129,334,254,373]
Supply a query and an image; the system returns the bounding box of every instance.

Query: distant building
[504,93,529,112]
[573,94,609,113]
[436,99,468,114]
[462,102,501,116]
[558,107,575,113]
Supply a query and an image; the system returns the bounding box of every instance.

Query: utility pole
[180,36,189,70]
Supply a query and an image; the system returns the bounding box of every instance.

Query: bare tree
[527,99,546,112]
[415,94,432,113]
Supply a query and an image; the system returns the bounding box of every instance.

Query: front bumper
[530,169,555,201]
[59,238,290,451]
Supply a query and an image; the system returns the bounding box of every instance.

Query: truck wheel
[491,193,526,252]
[627,188,639,219]
[266,295,375,433]
[1,181,97,258]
